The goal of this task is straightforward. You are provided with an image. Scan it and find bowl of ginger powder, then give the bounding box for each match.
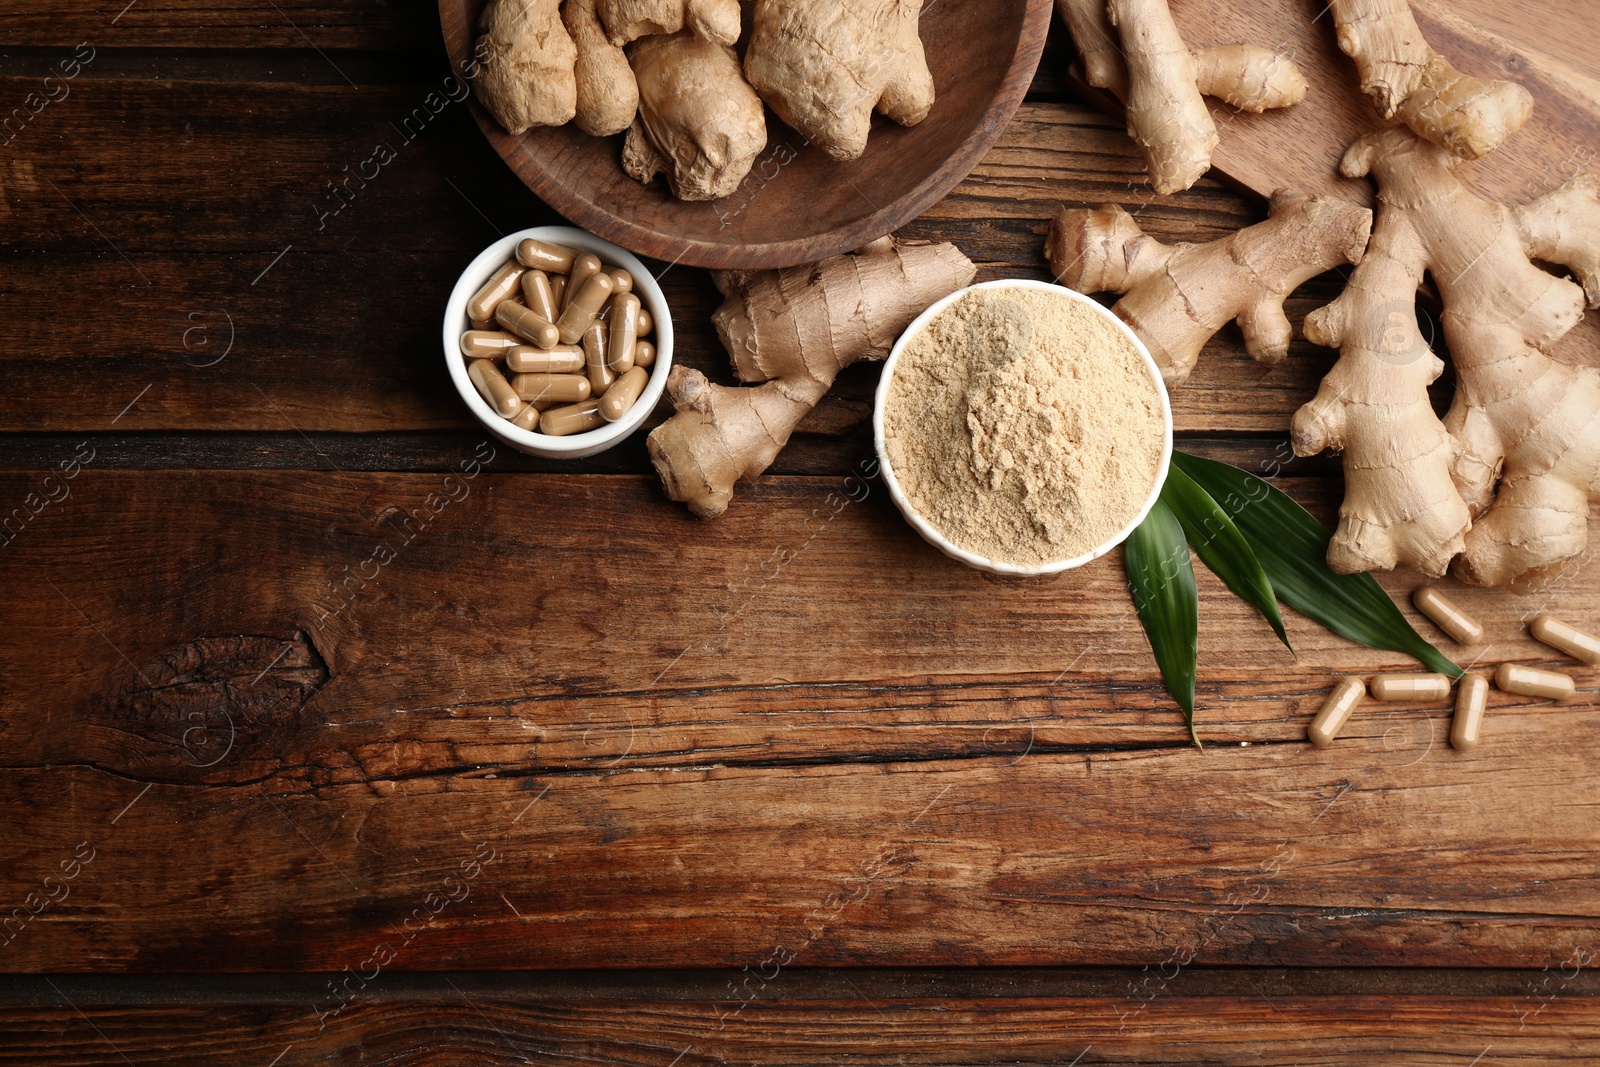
[874,280,1172,575]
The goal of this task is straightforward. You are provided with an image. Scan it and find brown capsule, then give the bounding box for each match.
[636,305,653,337]
[557,271,616,344]
[466,259,525,323]
[567,253,603,300]
[1369,673,1452,702]
[599,366,649,422]
[468,359,522,419]
[1307,677,1364,749]
[1530,614,1600,665]
[521,270,558,323]
[460,330,522,359]
[516,238,577,274]
[583,320,614,394]
[511,403,550,430]
[539,398,605,437]
[1451,674,1489,751]
[633,339,656,369]
[1496,662,1576,701]
[513,373,591,404]
[549,274,567,311]
[607,292,640,373]
[506,344,584,374]
[608,267,633,295]
[469,316,495,333]
[495,301,561,349]
[1412,586,1483,645]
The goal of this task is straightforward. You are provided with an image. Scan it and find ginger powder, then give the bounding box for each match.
[881,285,1167,568]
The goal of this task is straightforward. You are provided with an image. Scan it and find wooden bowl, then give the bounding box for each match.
[438,0,1053,269]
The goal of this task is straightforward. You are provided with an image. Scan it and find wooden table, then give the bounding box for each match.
[3,4,1599,1062]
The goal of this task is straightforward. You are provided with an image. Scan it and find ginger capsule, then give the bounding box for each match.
[1451,673,1489,751]
[633,339,656,369]
[1412,586,1483,645]
[637,306,653,336]
[495,302,561,349]
[511,403,548,431]
[506,344,584,374]
[599,366,649,422]
[521,269,558,323]
[1530,614,1600,665]
[1307,676,1365,749]
[1370,673,1452,701]
[539,398,605,436]
[1496,662,1576,700]
[567,253,603,300]
[583,320,614,394]
[460,330,522,359]
[549,274,567,311]
[607,292,640,373]
[557,270,615,344]
[466,260,525,323]
[468,359,521,419]
[469,316,495,333]
[515,238,577,275]
[609,267,633,295]
[513,373,591,404]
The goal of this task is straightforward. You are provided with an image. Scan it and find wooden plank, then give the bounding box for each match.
[0,989,1597,1064]
[1,471,1597,970]
[0,1,428,50]
[0,65,1349,433]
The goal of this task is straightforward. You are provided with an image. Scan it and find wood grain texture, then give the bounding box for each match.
[436,0,1053,268]
[0,0,431,50]
[1,471,1597,971]
[3,989,1599,1064]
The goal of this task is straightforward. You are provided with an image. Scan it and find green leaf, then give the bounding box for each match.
[1170,451,1462,678]
[1160,464,1291,653]
[1125,498,1201,746]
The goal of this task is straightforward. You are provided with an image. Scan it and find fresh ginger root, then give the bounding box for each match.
[473,0,577,135]
[648,237,976,518]
[622,31,767,202]
[1329,0,1532,160]
[596,0,739,47]
[1299,127,1600,591]
[564,0,638,137]
[1058,0,1308,194]
[1295,216,1471,576]
[1046,189,1371,387]
[744,0,935,162]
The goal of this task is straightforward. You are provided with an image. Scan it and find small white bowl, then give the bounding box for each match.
[872,279,1173,576]
[444,225,674,460]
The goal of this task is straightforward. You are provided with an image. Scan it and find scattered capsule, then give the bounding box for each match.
[609,268,633,295]
[607,292,640,373]
[459,330,522,359]
[1451,673,1489,751]
[583,320,614,394]
[495,301,561,349]
[599,366,649,422]
[1530,614,1600,665]
[468,359,521,418]
[557,270,615,344]
[1370,673,1452,701]
[539,398,605,436]
[516,238,577,274]
[1307,677,1365,749]
[637,305,653,336]
[1496,663,1576,701]
[633,339,656,369]
[1413,586,1483,645]
[466,259,525,323]
[521,269,558,323]
[506,344,584,374]
[513,373,591,404]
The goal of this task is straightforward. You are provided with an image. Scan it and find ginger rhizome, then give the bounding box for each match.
[744,0,935,162]
[564,0,639,137]
[597,0,739,47]
[1328,0,1532,160]
[1298,127,1600,591]
[1057,0,1308,194]
[648,237,976,518]
[622,31,767,202]
[474,0,578,135]
[1046,189,1372,387]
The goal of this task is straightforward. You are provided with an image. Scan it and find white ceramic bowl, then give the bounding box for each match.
[444,225,674,459]
[872,279,1174,576]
